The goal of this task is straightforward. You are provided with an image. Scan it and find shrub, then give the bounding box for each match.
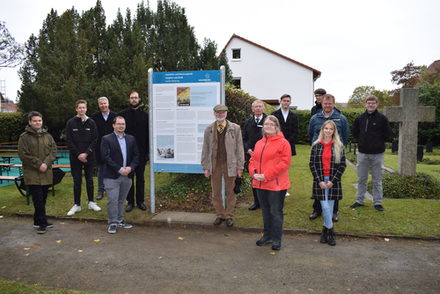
[155,173,252,211]
[383,172,440,199]
[0,112,27,143]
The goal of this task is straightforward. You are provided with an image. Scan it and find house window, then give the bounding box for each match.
[232,48,241,60]
[231,78,241,89]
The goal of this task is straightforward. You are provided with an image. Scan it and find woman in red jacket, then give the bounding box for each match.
[249,115,291,250]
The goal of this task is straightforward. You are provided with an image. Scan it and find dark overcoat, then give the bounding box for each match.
[271,108,298,155]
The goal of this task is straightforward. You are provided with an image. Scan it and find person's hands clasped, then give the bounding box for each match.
[253,173,265,182]
[319,181,333,189]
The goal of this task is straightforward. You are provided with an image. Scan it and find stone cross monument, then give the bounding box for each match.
[384,88,436,176]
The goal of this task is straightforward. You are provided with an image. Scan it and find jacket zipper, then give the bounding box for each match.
[258,137,268,189]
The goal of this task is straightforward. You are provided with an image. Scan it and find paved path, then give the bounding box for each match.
[0,216,439,294]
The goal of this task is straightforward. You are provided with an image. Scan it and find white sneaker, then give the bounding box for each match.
[88,201,101,212]
[286,191,291,197]
[67,204,81,216]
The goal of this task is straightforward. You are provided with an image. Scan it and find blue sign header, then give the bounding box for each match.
[153,70,220,84]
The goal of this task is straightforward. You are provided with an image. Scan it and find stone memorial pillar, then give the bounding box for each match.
[384,88,436,176]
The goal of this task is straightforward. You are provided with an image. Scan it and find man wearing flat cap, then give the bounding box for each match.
[201,104,245,227]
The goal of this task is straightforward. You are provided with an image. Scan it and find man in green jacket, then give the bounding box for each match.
[18,111,57,234]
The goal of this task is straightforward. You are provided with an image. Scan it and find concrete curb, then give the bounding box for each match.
[11,212,440,242]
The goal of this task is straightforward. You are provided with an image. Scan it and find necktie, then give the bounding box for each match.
[218,124,224,133]
[255,118,260,124]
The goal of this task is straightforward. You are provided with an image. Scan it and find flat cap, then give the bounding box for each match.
[213,104,228,112]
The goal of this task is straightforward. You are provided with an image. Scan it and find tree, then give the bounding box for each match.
[348,86,376,107]
[0,21,23,68]
[17,0,231,140]
[391,62,423,88]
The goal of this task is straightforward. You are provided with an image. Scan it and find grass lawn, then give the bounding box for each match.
[0,145,439,238]
[0,277,98,294]
[383,148,440,180]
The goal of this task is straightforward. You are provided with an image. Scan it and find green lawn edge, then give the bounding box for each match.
[1,145,439,238]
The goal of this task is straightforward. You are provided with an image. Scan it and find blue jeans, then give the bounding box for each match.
[104,176,132,225]
[256,189,286,242]
[320,176,335,229]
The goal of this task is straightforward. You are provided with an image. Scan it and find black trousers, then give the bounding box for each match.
[70,156,94,205]
[257,189,286,242]
[252,188,260,206]
[29,185,50,227]
[127,158,146,206]
[313,198,339,214]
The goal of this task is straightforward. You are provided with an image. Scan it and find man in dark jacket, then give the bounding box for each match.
[66,100,101,216]
[351,95,390,211]
[271,94,299,156]
[243,100,267,210]
[119,91,149,212]
[101,116,139,234]
[91,97,117,200]
[18,111,57,234]
[311,88,326,116]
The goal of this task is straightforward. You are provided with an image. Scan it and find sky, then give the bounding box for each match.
[0,0,439,104]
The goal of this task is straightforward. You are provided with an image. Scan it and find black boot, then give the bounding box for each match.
[320,226,328,243]
[327,228,336,246]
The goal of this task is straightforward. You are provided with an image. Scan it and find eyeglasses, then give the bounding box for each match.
[263,123,276,126]
[366,102,377,105]
[130,96,139,99]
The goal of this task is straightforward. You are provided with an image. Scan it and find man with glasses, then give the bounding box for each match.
[351,95,390,211]
[101,116,139,234]
[243,100,267,210]
[119,91,149,212]
[311,88,326,116]
[201,104,244,227]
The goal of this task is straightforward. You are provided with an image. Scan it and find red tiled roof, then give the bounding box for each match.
[222,34,321,81]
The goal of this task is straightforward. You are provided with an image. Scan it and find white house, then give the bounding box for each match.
[222,34,321,110]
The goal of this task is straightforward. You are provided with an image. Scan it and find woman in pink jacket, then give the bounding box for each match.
[249,115,292,250]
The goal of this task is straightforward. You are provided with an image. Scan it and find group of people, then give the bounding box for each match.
[18,88,390,250]
[202,89,390,250]
[18,91,149,234]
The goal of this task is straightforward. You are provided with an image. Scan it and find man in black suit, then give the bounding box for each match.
[101,116,139,234]
[119,91,149,212]
[91,97,117,201]
[272,94,299,156]
[243,100,267,210]
[271,94,298,197]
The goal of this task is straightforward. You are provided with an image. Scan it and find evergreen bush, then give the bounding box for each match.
[383,172,440,199]
[0,112,27,143]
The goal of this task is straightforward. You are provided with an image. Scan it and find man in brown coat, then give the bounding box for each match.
[18,111,57,234]
[201,104,244,227]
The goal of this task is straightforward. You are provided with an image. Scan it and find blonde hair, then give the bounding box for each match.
[262,115,280,135]
[312,120,343,163]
